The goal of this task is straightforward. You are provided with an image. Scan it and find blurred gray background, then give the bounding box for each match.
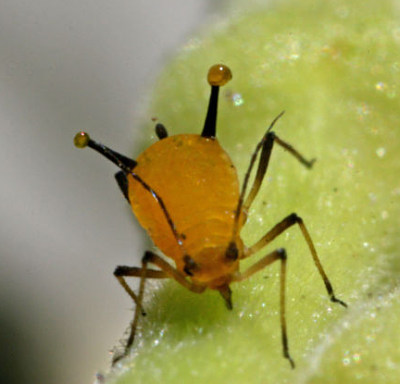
[0,1,227,383]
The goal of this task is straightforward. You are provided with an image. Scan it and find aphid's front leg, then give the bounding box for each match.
[112,253,160,364]
[139,251,206,293]
[114,265,167,309]
[243,213,347,307]
[113,251,205,365]
[233,248,295,368]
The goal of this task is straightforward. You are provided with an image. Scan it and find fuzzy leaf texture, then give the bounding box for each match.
[107,0,400,383]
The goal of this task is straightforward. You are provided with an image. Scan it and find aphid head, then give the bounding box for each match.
[182,241,241,290]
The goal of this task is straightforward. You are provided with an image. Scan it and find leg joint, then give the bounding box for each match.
[266,131,276,140]
[142,251,153,263]
[277,248,287,260]
[288,212,301,223]
[114,265,128,277]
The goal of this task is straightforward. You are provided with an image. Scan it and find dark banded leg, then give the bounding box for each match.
[244,213,347,308]
[233,248,295,368]
[243,132,315,213]
[114,265,167,310]
[112,251,205,365]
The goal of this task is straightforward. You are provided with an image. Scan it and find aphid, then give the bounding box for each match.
[74,64,347,368]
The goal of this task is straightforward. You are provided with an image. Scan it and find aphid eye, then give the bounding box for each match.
[207,64,232,86]
[74,131,90,148]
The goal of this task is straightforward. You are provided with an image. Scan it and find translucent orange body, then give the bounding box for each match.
[128,134,243,288]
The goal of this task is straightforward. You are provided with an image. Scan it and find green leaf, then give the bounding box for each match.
[108,0,400,382]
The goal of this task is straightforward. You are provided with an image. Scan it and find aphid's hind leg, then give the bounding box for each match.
[155,123,168,139]
[243,117,315,213]
[112,251,205,365]
[233,248,295,368]
[243,213,347,307]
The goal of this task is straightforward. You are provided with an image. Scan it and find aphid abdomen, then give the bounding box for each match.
[128,134,240,263]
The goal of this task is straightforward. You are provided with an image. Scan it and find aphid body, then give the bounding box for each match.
[74,64,346,367]
[131,133,243,288]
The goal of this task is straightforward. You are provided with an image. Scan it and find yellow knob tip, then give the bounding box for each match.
[74,132,90,148]
[207,64,232,86]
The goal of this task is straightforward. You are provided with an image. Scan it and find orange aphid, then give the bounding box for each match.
[74,64,346,368]
[130,134,243,287]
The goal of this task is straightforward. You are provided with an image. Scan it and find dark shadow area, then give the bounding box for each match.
[0,305,56,384]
